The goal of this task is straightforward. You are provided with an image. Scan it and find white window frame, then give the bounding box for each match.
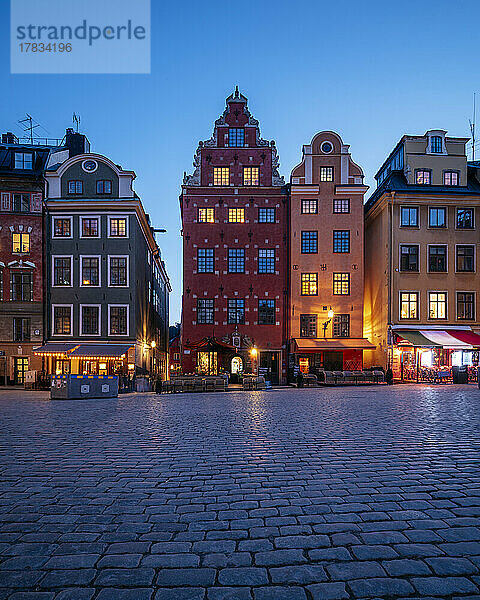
[107,215,129,238]
[456,291,476,321]
[79,215,101,239]
[80,255,102,288]
[455,207,475,230]
[108,304,130,336]
[52,215,73,239]
[428,206,448,229]
[428,291,448,320]
[51,304,73,336]
[455,244,476,274]
[399,205,420,228]
[398,290,420,321]
[79,304,101,336]
[426,244,448,274]
[51,255,73,287]
[14,152,33,169]
[398,243,420,272]
[107,255,129,287]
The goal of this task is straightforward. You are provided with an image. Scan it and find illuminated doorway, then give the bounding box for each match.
[197,351,218,375]
[231,356,243,374]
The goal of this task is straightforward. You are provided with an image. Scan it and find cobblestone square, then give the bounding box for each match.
[1,386,480,599]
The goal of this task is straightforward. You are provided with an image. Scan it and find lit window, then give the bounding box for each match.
[456,245,475,272]
[400,245,419,272]
[81,305,100,335]
[333,314,350,338]
[301,231,318,254]
[429,292,447,319]
[400,206,418,227]
[333,199,349,213]
[428,246,447,272]
[259,208,275,223]
[444,171,459,186]
[14,153,33,169]
[68,180,83,194]
[430,136,443,153]
[258,300,275,324]
[320,167,333,182]
[198,208,215,223]
[81,218,99,237]
[457,292,475,320]
[333,230,350,253]
[53,218,71,237]
[301,273,318,295]
[258,249,275,274]
[333,273,350,295]
[228,208,245,223]
[109,257,128,286]
[81,257,99,286]
[416,170,431,184]
[110,306,128,335]
[228,128,245,147]
[197,248,214,273]
[13,194,30,212]
[53,257,72,286]
[301,199,318,214]
[213,167,229,186]
[109,218,127,237]
[197,299,214,324]
[228,248,245,273]
[456,208,474,229]
[227,299,245,324]
[53,306,71,335]
[12,233,30,253]
[429,207,446,228]
[400,292,419,319]
[243,167,259,186]
[300,315,317,337]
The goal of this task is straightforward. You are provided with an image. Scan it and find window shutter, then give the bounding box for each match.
[31,193,42,212]
[1,192,10,211]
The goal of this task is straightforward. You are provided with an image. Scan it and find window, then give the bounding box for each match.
[228,248,245,273]
[400,206,418,227]
[400,292,419,319]
[14,153,33,169]
[428,245,447,272]
[301,199,318,214]
[213,167,229,186]
[109,306,128,335]
[12,194,30,212]
[12,233,29,254]
[81,257,100,286]
[416,170,431,185]
[333,314,350,338]
[81,305,100,335]
[109,257,128,286]
[228,128,245,147]
[258,299,275,324]
[53,218,71,237]
[68,180,83,194]
[456,245,475,272]
[96,180,112,194]
[444,171,459,186]
[333,199,350,213]
[258,208,275,223]
[457,292,475,320]
[243,167,259,186]
[456,208,474,229]
[429,292,447,319]
[53,257,72,286]
[430,136,443,153]
[400,245,419,272]
[429,207,446,228]
[258,249,275,273]
[301,273,318,295]
[109,217,127,237]
[333,273,350,295]
[81,218,99,237]
[197,248,214,273]
[320,167,334,182]
[300,315,317,338]
[13,318,30,342]
[53,306,72,335]
[301,231,318,254]
[10,273,32,301]
[197,299,214,324]
[198,208,215,223]
[228,299,245,324]
[333,230,350,253]
[228,208,245,223]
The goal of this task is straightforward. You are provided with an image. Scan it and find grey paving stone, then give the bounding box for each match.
[218,567,268,586]
[350,544,398,560]
[39,569,95,587]
[253,587,307,599]
[207,588,252,600]
[97,553,142,567]
[254,549,306,566]
[142,552,200,567]
[54,590,95,600]
[8,594,55,600]
[426,556,478,575]
[155,589,205,600]
[156,568,216,586]
[96,590,154,600]
[94,568,155,586]
[307,582,349,600]
[326,560,385,580]
[347,577,415,597]
[382,558,431,576]
[43,553,99,568]
[411,576,479,595]
[269,564,327,584]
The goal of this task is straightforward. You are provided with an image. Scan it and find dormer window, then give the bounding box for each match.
[228,128,245,147]
[444,170,459,186]
[68,180,83,194]
[430,136,443,153]
[14,152,33,169]
[415,169,431,185]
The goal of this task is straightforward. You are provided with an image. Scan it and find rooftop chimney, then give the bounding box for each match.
[65,128,90,157]
[2,132,19,144]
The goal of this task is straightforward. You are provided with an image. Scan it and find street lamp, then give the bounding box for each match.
[323,308,334,338]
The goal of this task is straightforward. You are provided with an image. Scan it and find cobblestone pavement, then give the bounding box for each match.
[0,385,480,599]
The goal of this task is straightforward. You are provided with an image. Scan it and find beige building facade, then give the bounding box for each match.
[364,130,480,380]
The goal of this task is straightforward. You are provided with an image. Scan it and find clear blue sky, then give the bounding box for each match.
[2,0,478,322]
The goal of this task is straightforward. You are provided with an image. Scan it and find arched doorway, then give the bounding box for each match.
[231,356,243,375]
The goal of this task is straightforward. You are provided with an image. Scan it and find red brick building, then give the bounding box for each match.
[180,88,288,383]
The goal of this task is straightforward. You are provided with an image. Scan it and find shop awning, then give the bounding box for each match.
[394,328,480,349]
[68,344,133,359]
[187,337,236,351]
[294,338,376,351]
[33,343,79,355]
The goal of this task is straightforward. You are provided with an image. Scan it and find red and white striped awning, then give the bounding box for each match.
[394,328,480,349]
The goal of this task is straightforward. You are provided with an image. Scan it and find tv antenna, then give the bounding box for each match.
[18,114,42,144]
[73,112,81,132]
[469,93,476,161]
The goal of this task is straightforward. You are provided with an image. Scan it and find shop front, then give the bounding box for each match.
[390,328,480,383]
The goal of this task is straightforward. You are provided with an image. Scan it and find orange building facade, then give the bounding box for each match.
[288,131,374,377]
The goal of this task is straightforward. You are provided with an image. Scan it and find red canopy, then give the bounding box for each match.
[446,330,480,347]
[186,337,236,350]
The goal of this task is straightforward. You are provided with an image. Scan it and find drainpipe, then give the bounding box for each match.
[388,191,395,368]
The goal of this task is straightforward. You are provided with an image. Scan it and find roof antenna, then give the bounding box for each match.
[234,85,239,98]
[18,114,42,144]
[469,92,476,161]
[73,112,81,133]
